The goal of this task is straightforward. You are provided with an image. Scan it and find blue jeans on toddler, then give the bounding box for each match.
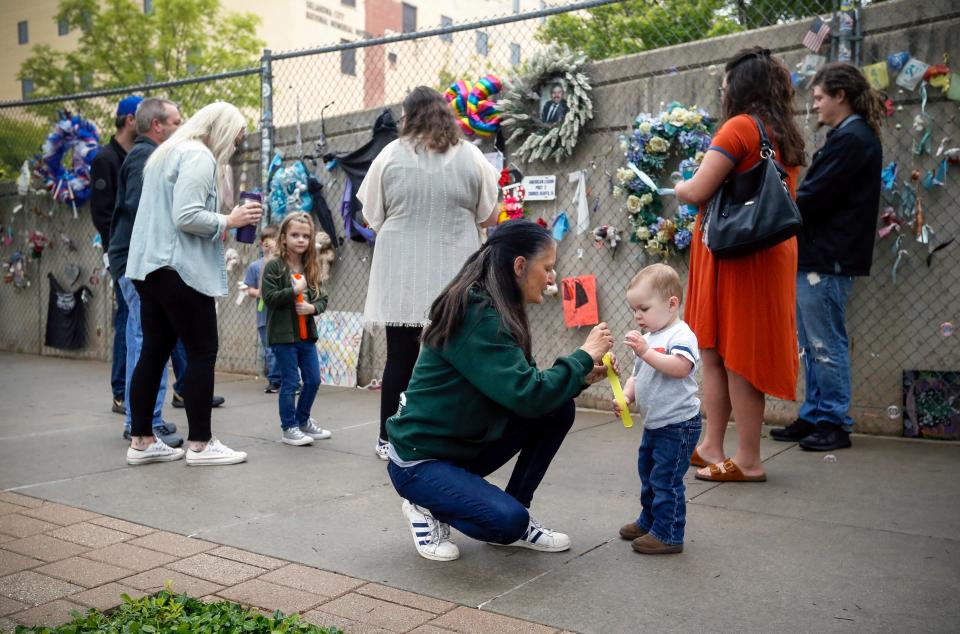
[634,413,702,546]
[387,399,576,545]
[272,340,320,430]
[258,325,282,386]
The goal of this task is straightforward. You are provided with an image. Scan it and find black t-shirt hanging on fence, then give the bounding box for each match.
[44,273,92,350]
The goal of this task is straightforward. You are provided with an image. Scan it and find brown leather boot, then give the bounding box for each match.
[619,522,648,540]
[632,533,683,554]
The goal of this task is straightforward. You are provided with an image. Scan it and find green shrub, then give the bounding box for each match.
[16,590,342,634]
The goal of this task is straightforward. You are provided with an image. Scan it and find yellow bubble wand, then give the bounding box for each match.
[603,352,633,428]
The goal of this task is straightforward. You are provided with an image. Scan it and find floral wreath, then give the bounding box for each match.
[33,112,100,210]
[615,102,715,257]
[498,47,593,164]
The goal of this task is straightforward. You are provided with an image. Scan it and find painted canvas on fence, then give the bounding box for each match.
[315,311,364,388]
[902,370,960,440]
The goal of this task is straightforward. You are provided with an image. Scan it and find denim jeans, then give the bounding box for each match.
[111,278,128,399]
[258,325,281,386]
[119,276,167,430]
[634,413,701,546]
[170,340,187,397]
[387,399,576,545]
[272,340,320,430]
[796,272,854,432]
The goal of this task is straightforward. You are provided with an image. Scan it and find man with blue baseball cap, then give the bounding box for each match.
[91,95,142,417]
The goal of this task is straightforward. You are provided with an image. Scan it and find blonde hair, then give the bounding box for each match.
[628,263,684,304]
[277,213,322,296]
[144,101,246,199]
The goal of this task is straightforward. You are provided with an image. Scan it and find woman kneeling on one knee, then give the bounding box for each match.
[385,220,614,561]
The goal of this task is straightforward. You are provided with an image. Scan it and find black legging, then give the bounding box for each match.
[130,268,217,441]
[379,325,423,442]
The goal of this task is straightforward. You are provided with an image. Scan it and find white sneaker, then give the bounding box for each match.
[186,438,248,466]
[299,418,332,440]
[494,516,571,552]
[375,438,389,461]
[126,438,185,466]
[401,500,459,561]
[282,427,314,446]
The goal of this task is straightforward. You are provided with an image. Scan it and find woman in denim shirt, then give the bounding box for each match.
[124,102,262,467]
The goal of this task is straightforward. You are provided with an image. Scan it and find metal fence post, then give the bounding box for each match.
[260,48,274,223]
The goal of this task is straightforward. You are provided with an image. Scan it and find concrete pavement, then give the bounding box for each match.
[1,351,958,633]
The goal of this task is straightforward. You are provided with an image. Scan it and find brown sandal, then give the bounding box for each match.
[694,459,766,482]
[690,447,711,468]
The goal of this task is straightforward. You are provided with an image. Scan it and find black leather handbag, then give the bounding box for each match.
[701,116,802,258]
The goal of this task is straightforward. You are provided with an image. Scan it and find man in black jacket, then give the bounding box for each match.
[91,95,141,415]
[770,63,883,451]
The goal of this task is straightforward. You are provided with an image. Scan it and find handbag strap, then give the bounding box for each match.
[749,115,775,159]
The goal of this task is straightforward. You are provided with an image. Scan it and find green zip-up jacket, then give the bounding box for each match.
[261,257,328,345]
[386,289,594,463]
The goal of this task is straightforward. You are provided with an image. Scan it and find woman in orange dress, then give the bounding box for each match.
[675,47,805,482]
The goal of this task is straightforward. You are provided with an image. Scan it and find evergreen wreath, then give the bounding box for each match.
[614,102,715,257]
[499,47,593,164]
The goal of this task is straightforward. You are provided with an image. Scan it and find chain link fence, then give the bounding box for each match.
[1,0,957,436]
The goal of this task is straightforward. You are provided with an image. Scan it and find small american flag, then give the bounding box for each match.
[802,17,831,53]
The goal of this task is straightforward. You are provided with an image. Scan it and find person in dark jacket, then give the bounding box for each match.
[385,221,614,561]
[770,63,884,452]
[92,95,141,415]
[109,98,185,448]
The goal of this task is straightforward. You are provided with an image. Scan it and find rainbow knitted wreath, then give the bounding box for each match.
[34,112,100,208]
[444,75,502,137]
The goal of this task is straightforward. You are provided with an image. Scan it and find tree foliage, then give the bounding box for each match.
[536,0,832,61]
[17,0,264,125]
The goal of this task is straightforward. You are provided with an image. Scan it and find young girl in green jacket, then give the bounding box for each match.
[261,212,332,447]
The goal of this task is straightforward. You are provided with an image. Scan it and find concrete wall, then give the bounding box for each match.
[1,0,957,435]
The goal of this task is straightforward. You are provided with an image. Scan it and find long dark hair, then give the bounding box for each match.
[400,86,462,153]
[811,62,885,138]
[723,47,806,167]
[422,220,553,358]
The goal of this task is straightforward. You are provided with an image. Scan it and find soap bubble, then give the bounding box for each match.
[886,405,901,419]
[669,171,684,184]
[707,64,719,76]
[823,454,837,463]
[941,322,954,337]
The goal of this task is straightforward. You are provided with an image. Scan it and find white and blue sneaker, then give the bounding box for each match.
[493,516,571,552]
[299,418,332,440]
[401,500,459,561]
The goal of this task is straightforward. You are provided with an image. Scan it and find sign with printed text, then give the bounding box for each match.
[862,61,889,90]
[895,58,929,91]
[522,175,556,201]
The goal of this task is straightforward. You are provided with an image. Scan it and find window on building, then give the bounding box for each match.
[476,31,488,56]
[143,0,153,14]
[17,21,28,45]
[341,0,356,6]
[439,15,452,43]
[58,19,69,36]
[340,40,356,76]
[510,42,521,66]
[402,3,417,33]
[21,79,34,99]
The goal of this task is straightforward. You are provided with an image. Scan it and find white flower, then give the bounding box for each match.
[612,185,624,198]
[647,136,669,153]
[635,226,651,240]
[638,122,652,134]
[639,193,653,206]
[626,195,641,212]
[616,168,634,184]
